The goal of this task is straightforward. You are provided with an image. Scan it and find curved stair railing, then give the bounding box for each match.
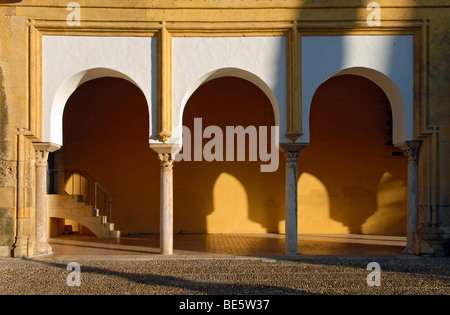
[48,169,113,223]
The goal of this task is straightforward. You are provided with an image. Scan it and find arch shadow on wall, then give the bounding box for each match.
[175,73,285,236]
[298,73,408,235]
[174,67,409,237]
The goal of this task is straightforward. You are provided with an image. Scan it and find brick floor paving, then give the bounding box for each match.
[46,233,406,258]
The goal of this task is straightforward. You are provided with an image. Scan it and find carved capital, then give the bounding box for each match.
[280,142,308,167]
[403,147,420,164]
[285,150,300,167]
[35,150,49,168]
[32,143,60,168]
[159,153,175,169]
[396,141,421,164]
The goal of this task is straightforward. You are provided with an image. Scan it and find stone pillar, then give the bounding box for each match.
[151,143,180,255]
[33,143,60,256]
[281,143,308,255]
[159,153,175,255]
[398,141,421,254]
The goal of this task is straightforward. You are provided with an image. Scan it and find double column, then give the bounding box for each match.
[281,143,308,255]
[33,143,60,256]
[397,141,421,254]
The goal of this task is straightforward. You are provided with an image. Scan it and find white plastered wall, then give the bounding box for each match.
[42,36,157,146]
[301,35,414,145]
[170,36,288,145]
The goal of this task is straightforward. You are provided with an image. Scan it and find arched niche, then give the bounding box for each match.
[173,67,281,146]
[326,67,408,146]
[300,35,414,146]
[42,35,156,145]
[48,68,150,146]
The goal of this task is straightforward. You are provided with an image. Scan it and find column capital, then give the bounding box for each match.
[285,150,300,166]
[35,150,49,167]
[33,143,61,167]
[158,153,175,169]
[396,140,421,164]
[281,143,308,166]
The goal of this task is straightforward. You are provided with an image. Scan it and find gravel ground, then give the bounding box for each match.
[0,256,449,296]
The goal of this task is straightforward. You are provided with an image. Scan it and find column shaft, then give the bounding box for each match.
[281,143,307,256]
[159,153,174,255]
[285,150,299,255]
[404,145,420,253]
[34,150,52,255]
[32,143,60,257]
[397,140,421,254]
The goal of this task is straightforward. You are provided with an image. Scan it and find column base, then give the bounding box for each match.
[34,241,53,256]
[285,234,298,255]
[413,226,450,257]
[12,235,29,258]
[160,248,173,256]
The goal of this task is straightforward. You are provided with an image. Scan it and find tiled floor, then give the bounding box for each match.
[47,233,407,258]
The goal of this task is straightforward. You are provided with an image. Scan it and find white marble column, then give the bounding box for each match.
[33,143,60,256]
[159,153,175,255]
[151,144,180,256]
[398,141,421,254]
[281,143,308,255]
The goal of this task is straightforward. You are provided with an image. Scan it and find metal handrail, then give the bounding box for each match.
[48,169,113,222]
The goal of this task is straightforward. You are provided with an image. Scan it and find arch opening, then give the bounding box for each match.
[313,67,410,146]
[48,68,151,146]
[175,76,285,235]
[173,68,281,145]
[298,74,408,236]
[57,77,160,236]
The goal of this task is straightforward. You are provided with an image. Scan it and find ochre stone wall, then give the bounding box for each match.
[0,0,448,256]
[62,76,407,235]
[0,9,36,257]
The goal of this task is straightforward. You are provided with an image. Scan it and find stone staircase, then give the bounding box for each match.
[48,194,121,239]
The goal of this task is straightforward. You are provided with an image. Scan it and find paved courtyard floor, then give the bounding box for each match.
[1,234,449,296]
[45,233,407,258]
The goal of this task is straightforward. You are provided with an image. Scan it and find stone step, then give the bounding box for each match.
[47,194,121,239]
[109,230,121,238]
